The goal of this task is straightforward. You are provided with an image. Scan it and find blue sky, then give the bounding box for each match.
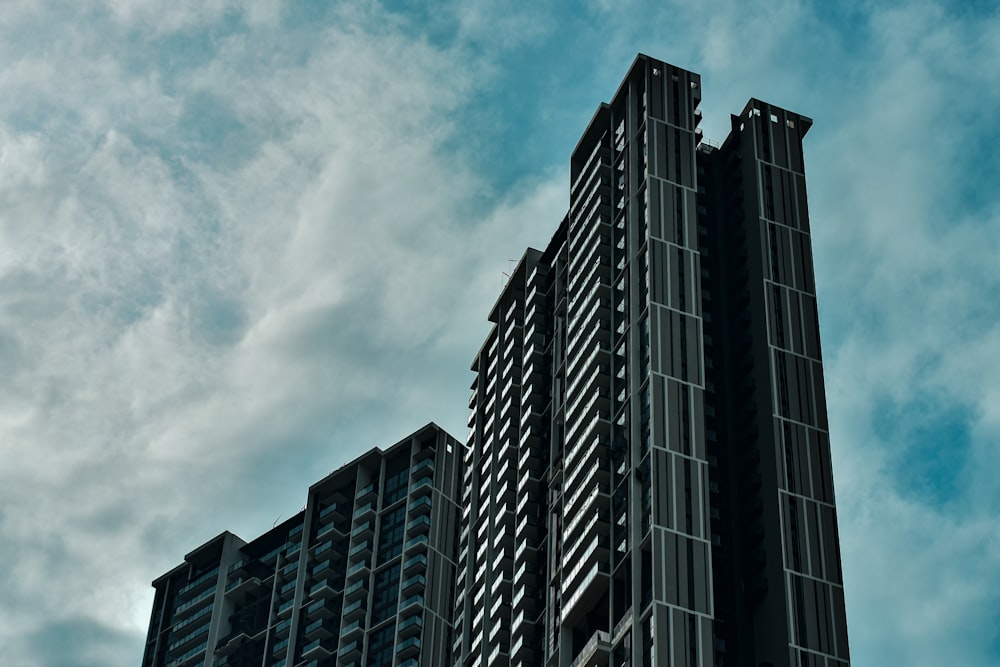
[1,1,999,665]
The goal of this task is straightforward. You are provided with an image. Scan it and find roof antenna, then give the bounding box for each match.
[501,259,517,287]
[272,514,282,528]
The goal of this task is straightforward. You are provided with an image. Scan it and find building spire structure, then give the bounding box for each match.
[452,54,849,667]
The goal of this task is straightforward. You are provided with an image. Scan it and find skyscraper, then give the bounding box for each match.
[141,424,461,667]
[143,52,849,667]
[452,54,849,667]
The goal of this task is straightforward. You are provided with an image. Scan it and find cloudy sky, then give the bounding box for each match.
[1,0,999,665]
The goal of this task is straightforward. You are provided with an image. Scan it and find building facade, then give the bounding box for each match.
[141,424,461,667]
[452,55,849,667]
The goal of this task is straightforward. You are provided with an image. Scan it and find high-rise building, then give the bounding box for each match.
[143,52,849,667]
[141,424,461,667]
[452,54,849,667]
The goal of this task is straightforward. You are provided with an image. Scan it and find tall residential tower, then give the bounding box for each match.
[143,53,849,667]
[452,54,849,667]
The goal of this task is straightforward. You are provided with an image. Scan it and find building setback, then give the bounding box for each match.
[452,54,849,667]
[141,424,461,667]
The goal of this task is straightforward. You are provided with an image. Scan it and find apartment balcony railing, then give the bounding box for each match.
[303,618,334,641]
[343,579,366,602]
[301,638,334,660]
[396,637,421,659]
[569,630,612,667]
[177,567,219,600]
[305,597,338,620]
[342,597,365,622]
[397,614,423,638]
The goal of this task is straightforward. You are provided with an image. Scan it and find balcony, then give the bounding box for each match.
[345,559,369,581]
[397,614,423,638]
[395,637,421,659]
[513,536,539,563]
[512,560,539,587]
[515,488,542,517]
[569,630,612,667]
[226,559,250,577]
[612,606,634,643]
[278,578,298,597]
[313,539,338,558]
[165,641,208,667]
[568,287,612,340]
[511,582,540,614]
[400,573,425,595]
[488,597,511,626]
[567,229,612,281]
[315,521,344,541]
[564,342,610,397]
[337,639,362,661]
[177,568,219,600]
[515,468,544,496]
[402,553,427,575]
[275,597,295,618]
[318,502,346,522]
[273,616,293,638]
[405,515,431,536]
[303,618,334,641]
[491,523,514,554]
[407,495,432,517]
[488,618,509,647]
[411,457,435,476]
[167,621,210,654]
[411,475,434,496]
[224,576,262,603]
[269,637,289,657]
[565,433,611,485]
[339,619,364,641]
[496,476,516,505]
[517,429,544,460]
[347,540,371,560]
[342,598,365,622]
[354,482,377,502]
[564,496,610,546]
[352,502,375,521]
[486,641,509,667]
[349,521,373,540]
[398,594,424,614]
[305,598,338,620]
[404,534,429,552]
[515,513,543,541]
[564,469,610,520]
[519,405,544,431]
[560,555,610,625]
[301,638,334,660]
[343,579,366,601]
[173,587,214,619]
[311,559,333,577]
[510,633,539,664]
[308,578,341,600]
[214,629,249,655]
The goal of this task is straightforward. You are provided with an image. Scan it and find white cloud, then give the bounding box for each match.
[2,1,1000,665]
[804,3,1000,663]
[0,4,572,664]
